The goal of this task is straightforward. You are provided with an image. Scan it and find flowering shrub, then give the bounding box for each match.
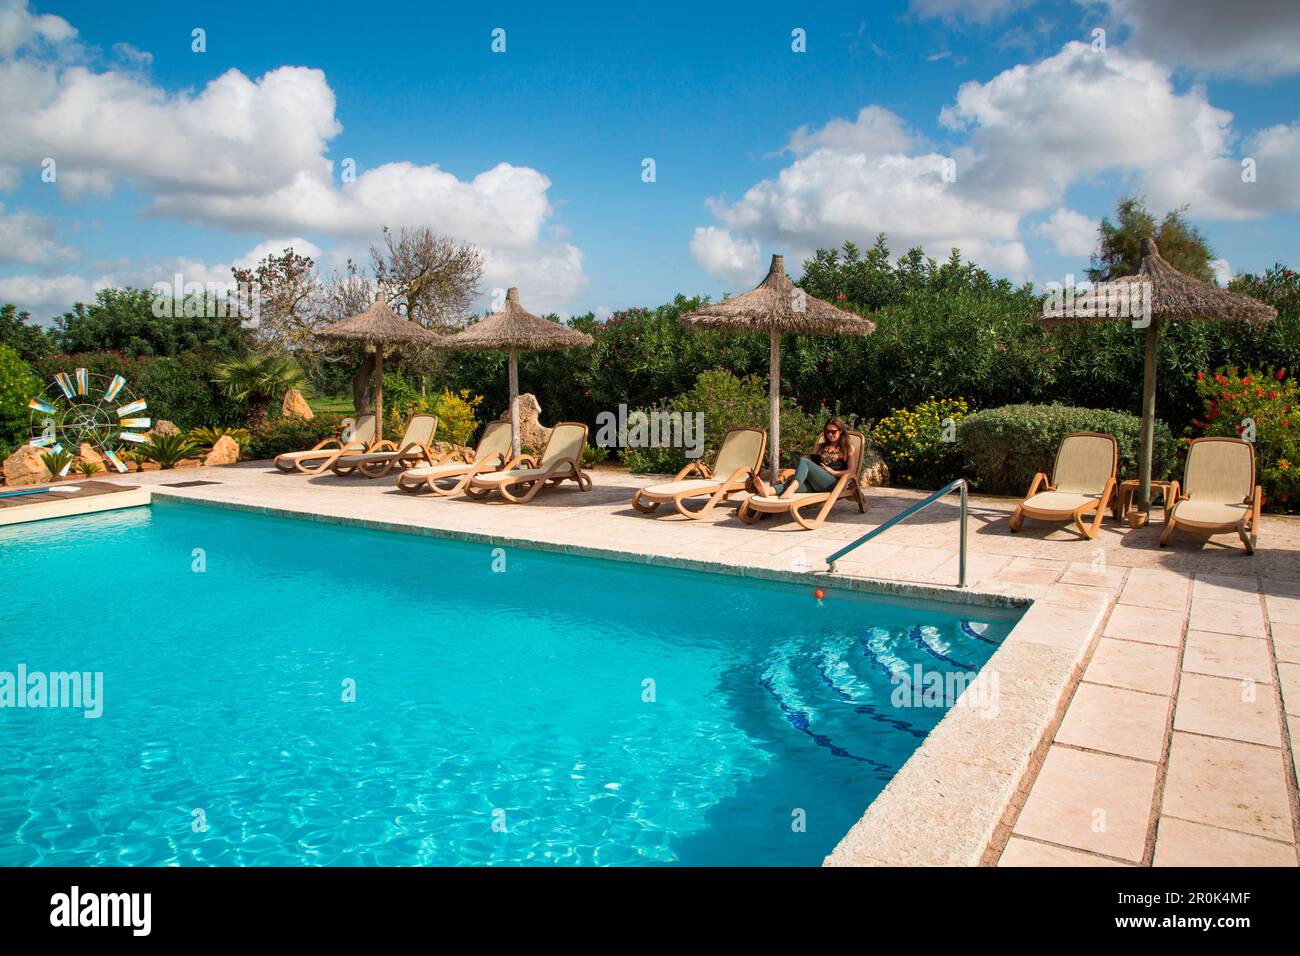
[1191,367,1300,511]
[873,397,971,489]
[0,344,40,457]
[430,388,482,447]
[246,414,345,460]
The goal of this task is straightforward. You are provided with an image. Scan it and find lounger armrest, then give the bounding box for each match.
[719,465,753,487]
[310,437,345,451]
[1024,472,1049,497]
[503,453,537,470]
[778,467,796,481]
[1250,485,1262,524]
[673,460,710,481]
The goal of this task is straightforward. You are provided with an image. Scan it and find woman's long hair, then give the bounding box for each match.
[815,416,852,463]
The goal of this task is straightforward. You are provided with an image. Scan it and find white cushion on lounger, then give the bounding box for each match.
[747,492,822,505]
[642,479,721,496]
[1022,491,1099,512]
[473,468,548,484]
[403,462,472,479]
[1173,500,1249,526]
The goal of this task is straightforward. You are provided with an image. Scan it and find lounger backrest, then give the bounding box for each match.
[475,420,513,461]
[540,422,587,465]
[345,413,377,445]
[846,430,866,473]
[399,413,438,447]
[712,428,766,477]
[1052,432,1116,495]
[1184,437,1254,503]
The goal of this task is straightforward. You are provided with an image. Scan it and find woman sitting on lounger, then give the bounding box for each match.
[752,417,858,499]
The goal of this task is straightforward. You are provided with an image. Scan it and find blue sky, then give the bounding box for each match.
[2,0,1299,321]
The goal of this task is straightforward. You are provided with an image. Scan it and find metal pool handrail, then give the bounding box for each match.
[825,478,969,586]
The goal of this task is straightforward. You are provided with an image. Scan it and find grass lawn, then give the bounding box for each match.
[307,393,355,417]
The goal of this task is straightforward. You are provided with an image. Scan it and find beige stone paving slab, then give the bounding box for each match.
[1103,603,1185,647]
[1010,602,1107,653]
[1278,662,1300,718]
[1173,673,1282,747]
[1183,630,1275,684]
[991,556,1066,586]
[1192,573,1262,606]
[1152,817,1297,867]
[1060,562,1127,590]
[1118,567,1191,611]
[1264,592,1300,626]
[1055,683,1170,762]
[1011,746,1158,863]
[1272,622,1300,664]
[1084,638,1180,696]
[1188,598,1268,638]
[998,837,1130,867]
[1162,732,1294,842]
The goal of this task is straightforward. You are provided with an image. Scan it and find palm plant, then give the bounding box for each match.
[188,426,252,454]
[75,459,102,477]
[138,432,203,469]
[39,449,74,480]
[212,354,306,431]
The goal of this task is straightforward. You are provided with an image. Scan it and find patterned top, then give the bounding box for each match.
[813,442,849,472]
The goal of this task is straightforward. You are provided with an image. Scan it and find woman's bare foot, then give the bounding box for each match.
[779,480,800,500]
[752,475,774,497]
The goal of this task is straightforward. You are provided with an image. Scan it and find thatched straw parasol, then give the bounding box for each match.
[440,287,593,457]
[1036,238,1276,519]
[314,292,444,442]
[681,254,877,483]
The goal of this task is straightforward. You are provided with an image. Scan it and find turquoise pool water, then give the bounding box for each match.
[0,500,1018,866]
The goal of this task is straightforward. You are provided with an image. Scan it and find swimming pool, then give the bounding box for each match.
[0,499,1019,866]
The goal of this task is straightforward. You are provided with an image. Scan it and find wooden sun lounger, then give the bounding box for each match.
[322,413,439,478]
[736,430,868,530]
[1009,431,1118,540]
[631,426,766,519]
[273,413,377,473]
[1160,436,1261,554]
[465,422,593,503]
[395,420,513,496]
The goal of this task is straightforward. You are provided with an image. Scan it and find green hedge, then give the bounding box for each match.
[246,415,344,460]
[0,344,41,457]
[959,404,1177,496]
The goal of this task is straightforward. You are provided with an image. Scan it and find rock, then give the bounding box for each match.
[151,420,180,436]
[429,441,473,462]
[282,388,314,419]
[859,442,890,487]
[2,444,50,486]
[497,393,550,452]
[204,435,240,466]
[79,443,103,465]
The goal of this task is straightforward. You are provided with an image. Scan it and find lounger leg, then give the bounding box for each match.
[1009,506,1024,532]
[1238,524,1256,555]
[737,501,760,525]
[1159,517,1177,547]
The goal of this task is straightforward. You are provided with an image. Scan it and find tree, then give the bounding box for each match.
[0,303,54,362]
[53,288,246,356]
[1088,196,1216,283]
[370,226,482,330]
[212,354,306,431]
[230,247,322,354]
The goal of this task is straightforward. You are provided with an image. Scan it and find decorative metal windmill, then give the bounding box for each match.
[28,368,149,475]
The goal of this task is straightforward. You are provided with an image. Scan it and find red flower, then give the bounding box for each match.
[1196,371,1206,381]
[1277,368,1287,381]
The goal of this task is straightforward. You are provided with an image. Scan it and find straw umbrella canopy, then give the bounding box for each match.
[681,253,878,483]
[439,287,594,458]
[1036,238,1276,517]
[314,292,445,442]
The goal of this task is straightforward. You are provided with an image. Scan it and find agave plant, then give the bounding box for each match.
[212,355,305,431]
[39,449,74,480]
[75,458,103,477]
[138,432,204,469]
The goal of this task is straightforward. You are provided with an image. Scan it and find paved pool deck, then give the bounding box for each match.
[72,461,1300,867]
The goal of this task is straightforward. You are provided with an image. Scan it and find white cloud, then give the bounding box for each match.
[0,272,105,316]
[1035,208,1097,257]
[0,1,586,310]
[0,0,73,58]
[694,41,1300,285]
[689,226,761,284]
[0,203,75,264]
[1092,0,1300,79]
[787,106,916,157]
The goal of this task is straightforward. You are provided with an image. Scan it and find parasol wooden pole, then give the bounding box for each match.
[1137,319,1159,518]
[769,328,781,485]
[508,346,520,459]
[374,343,384,443]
